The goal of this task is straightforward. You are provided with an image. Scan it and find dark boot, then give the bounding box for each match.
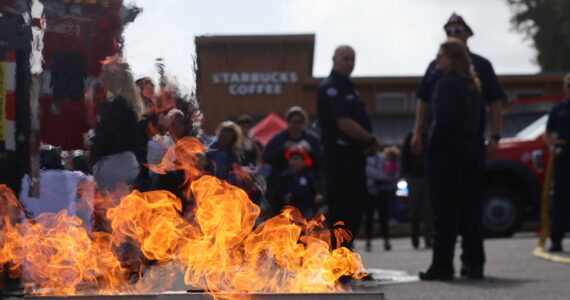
[549,236,563,252]
[412,235,420,249]
[384,239,392,251]
[425,236,433,249]
[419,266,454,281]
[549,242,563,252]
[460,264,484,279]
[460,265,469,277]
[468,265,484,279]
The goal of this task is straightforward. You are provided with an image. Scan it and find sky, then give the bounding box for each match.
[122,0,539,89]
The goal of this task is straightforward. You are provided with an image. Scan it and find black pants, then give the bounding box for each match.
[407,177,433,246]
[324,145,366,249]
[551,151,570,243]
[427,139,485,271]
[365,190,390,242]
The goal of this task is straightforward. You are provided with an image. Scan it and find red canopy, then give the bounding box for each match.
[249,112,286,146]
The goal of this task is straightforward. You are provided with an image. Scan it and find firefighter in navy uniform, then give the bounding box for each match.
[316,45,380,249]
[419,39,486,281]
[411,13,506,279]
[544,73,570,253]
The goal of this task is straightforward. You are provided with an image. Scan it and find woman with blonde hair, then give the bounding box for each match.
[90,56,144,191]
[420,38,486,281]
[205,121,243,184]
[99,56,144,119]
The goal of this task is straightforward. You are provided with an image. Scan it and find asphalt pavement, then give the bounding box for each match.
[352,233,570,300]
[5,232,569,300]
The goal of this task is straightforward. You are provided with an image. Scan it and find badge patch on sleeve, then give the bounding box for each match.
[326,87,338,96]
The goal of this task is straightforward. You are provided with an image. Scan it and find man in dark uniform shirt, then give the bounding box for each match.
[410,13,507,278]
[411,13,505,155]
[316,45,380,249]
[544,73,570,252]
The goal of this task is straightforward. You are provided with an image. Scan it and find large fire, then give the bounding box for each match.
[0,137,364,296]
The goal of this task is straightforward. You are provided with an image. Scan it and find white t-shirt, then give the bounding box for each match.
[147,134,175,165]
[19,170,87,218]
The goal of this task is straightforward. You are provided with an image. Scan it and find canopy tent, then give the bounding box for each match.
[249,112,286,147]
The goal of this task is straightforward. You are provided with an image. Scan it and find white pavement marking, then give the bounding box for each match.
[353,268,419,287]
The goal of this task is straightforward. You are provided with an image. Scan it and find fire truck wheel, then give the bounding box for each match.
[482,187,524,237]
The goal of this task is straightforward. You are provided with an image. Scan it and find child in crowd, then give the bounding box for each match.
[382,146,399,178]
[193,152,208,172]
[277,146,323,219]
[236,114,263,168]
[146,108,187,166]
[365,146,400,252]
[205,121,242,185]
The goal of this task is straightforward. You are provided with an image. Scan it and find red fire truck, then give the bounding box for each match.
[0,0,139,189]
[37,0,139,150]
[483,97,563,236]
[1,0,139,291]
[2,0,139,149]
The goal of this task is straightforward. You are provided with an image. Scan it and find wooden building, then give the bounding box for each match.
[195,34,566,144]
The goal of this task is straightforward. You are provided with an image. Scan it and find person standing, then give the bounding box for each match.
[411,13,506,278]
[316,45,380,249]
[365,148,395,252]
[236,114,263,169]
[133,77,159,192]
[402,132,433,249]
[411,13,505,156]
[419,39,486,281]
[135,77,157,115]
[263,107,321,216]
[89,57,145,278]
[205,121,243,185]
[91,57,143,192]
[277,147,324,220]
[543,73,570,252]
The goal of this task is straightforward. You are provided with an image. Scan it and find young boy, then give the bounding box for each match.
[277,146,323,219]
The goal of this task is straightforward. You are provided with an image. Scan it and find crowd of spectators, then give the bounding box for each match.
[22,55,408,255]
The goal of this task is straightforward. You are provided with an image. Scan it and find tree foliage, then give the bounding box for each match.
[506,0,570,71]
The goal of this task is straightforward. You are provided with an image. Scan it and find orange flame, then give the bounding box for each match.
[0,137,364,295]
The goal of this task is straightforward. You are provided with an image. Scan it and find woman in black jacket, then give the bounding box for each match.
[419,39,486,281]
[91,57,144,192]
[263,106,321,216]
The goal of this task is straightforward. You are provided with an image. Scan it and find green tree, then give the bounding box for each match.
[506,0,570,71]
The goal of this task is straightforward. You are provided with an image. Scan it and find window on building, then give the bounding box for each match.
[375,93,408,112]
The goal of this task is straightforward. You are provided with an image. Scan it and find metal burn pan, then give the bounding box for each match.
[26,291,384,300]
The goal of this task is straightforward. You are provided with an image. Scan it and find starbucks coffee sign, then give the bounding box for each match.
[211,72,298,96]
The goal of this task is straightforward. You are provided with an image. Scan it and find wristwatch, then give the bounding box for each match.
[491,135,501,142]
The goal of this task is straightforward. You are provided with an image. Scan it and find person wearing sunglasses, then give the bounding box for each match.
[412,12,505,158]
[410,12,506,279]
[543,73,570,252]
